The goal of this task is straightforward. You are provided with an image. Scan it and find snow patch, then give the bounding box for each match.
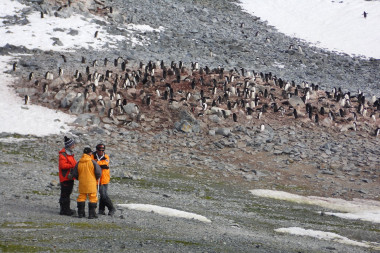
[0,0,162,51]
[275,227,380,249]
[239,0,380,59]
[117,204,212,223]
[0,56,75,136]
[250,189,380,223]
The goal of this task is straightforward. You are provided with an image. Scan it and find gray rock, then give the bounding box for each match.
[61,91,77,108]
[175,120,192,133]
[209,114,221,123]
[122,103,139,116]
[73,114,93,127]
[216,128,231,136]
[69,95,85,114]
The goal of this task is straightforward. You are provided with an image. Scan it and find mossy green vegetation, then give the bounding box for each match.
[164,239,201,246]
[69,222,122,230]
[0,243,49,252]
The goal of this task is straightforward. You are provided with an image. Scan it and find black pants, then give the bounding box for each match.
[59,180,74,203]
[99,184,114,211]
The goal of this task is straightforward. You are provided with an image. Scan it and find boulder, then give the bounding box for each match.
[175,120,192,133]
[69,95,85,114]
[122,103,139,116]
[209,114,221,123]
[61,91,77,108]
[216,128,231,136]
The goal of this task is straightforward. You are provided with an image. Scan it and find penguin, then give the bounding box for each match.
[320,107,325,115]
[163,90,168,100]
[24,95,29,105]
[362,108,367,117]
[43,83,48,93]
[84,88,89,99]
[40,11,44,18]
[260,124,265,132]
[353,122,357,131]
[233,113,237,122]
[329,111,335,121]
[81,56,86,64]
[222,110,227,119]
[108,108,114,117]
[61,54,67,63]
[339,108,345,117]
[134,104,140,115]
[146,96,151,106]
[315,114,319,123]
[293,108,298,119]
[104,58,108,66]
[59,67,63,77]
[98,95,105,107]
[202,102,207,111]
[273,103,278,112]
[12,62,17,71]
[28,72,34,81]
[257,111,262,120]
[94,31,99,38]
[352,112,357,121]
[375,128,380,137]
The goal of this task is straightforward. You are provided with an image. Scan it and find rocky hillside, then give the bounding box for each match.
[0,0,379,252]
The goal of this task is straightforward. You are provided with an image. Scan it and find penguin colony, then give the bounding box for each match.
[16,57,380,136]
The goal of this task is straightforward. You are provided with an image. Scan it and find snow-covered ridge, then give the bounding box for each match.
[0,0,163,51]
[239,0,380,59]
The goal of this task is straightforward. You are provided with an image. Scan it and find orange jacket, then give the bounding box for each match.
[58,148,77,183]
[71,154,101,193]
[91,152,110,185]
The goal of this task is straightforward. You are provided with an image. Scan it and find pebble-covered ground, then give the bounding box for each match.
[0,0,379,252]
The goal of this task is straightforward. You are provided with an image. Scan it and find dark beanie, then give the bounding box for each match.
[64,136,75,149]
[83,147,92,154]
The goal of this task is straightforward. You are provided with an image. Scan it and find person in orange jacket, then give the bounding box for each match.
[58,136,77,216]
[91,143,116,216]
[71,147,102,219]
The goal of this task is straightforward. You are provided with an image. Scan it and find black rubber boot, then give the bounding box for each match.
[59,199,64,215]
[88,203,98,219]
[77,202,85,218]
[98,199,106,215]
[105,198,116,216]
[60,198,75,216]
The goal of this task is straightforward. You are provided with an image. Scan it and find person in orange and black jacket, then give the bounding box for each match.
[58,136,77,216]
[71,147,102,219]
[91,143,116,216]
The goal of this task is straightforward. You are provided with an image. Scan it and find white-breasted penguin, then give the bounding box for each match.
[24,95,29,105]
